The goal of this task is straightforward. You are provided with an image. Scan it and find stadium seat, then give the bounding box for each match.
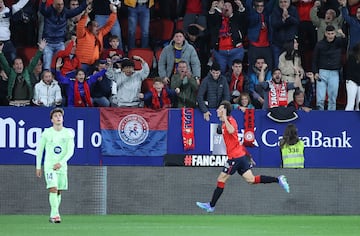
[141,78,154,94]
[127,48,154,70]
[16,47,38,66]
[175,19,184,31]
[150,18,174,47]
[154,47,163,64]
[120,18,142,49]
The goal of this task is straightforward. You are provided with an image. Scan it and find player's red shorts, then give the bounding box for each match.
[222,155,253,175]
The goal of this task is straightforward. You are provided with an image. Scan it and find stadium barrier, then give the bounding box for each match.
[0,107,359,168]
[0,166,359,215]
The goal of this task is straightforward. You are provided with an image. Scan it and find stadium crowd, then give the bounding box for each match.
[0,0,359,111]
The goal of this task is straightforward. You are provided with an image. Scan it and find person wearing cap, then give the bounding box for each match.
[106,55,149,107]
[197,62,230,121]
[310,0,343,42]
[312,24,347,110]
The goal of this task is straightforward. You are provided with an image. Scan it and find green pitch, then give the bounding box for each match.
[1,215,359,236]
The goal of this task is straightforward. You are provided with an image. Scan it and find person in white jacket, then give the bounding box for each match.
[106,56,149,107]
[33,70,62,107]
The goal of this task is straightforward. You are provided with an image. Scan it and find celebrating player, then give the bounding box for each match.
[196,100,290,213]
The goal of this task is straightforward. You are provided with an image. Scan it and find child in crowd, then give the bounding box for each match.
[232,92,254,112]
[101,35,124,60]
[140,77,178,109]
[279,123,305,168]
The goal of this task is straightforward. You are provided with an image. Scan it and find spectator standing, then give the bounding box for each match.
[292,0,317,52]
[141,77,178,109]
[124,0,153,49]
[92,0,123,50]
[278,38,305,103]
[186,24,210,78]
[207,0,247,73]
[197,62,230,121]
[106,56,149,107]
[158,30,201,85]
[270,0,300,68]
[0,39,46,106]
[170,60,198,108]
[65,0,82,41]
[344,42,360,110]
[10,0,38,47]
[310,0,343,42]
[178,0,209,34]
[40,0,90,70]
[246,0,275,73]
[33,69,62,107]
[312,25,347,110]
[0,0,29,64]
[76,3,117,75]
[339,0,360,51]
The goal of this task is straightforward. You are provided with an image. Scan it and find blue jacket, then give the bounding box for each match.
[246,0,275,43]
[40,1,87,43]
[341,6,360,50]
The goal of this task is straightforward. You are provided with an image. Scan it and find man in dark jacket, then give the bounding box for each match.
[312,25,347,110]
[207,0,247,73]
[197,62,230,121]
[40,0,91,70]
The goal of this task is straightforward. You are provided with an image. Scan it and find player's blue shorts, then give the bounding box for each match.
[222,155,253,176]
[44,170,68,190]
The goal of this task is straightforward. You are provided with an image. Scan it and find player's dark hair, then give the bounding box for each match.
[50,108,64,119]
[279,123,299,148]
[220,100,232,116]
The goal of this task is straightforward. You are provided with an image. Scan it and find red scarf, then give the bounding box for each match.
[150,87,171,109]
[74,79,93,107]
[182,107,195,150]
[243,108,255,147]
[268,80,288,108]
[230,73,244,92]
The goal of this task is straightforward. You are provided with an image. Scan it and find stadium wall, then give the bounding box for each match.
[1,166,359,215]
[0,107,359,168]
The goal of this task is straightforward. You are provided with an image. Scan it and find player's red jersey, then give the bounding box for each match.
[222,116,248,159]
